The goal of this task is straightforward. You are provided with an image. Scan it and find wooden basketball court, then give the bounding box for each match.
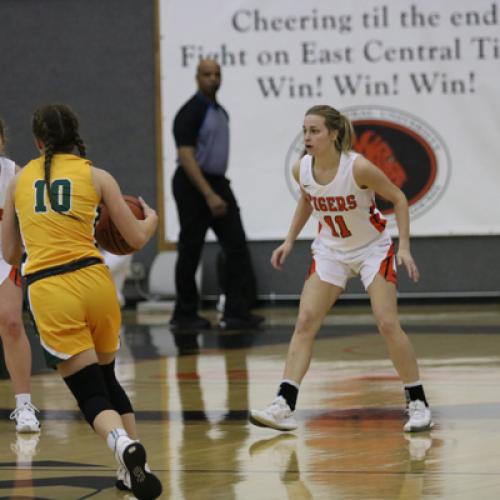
[1,302,499,499]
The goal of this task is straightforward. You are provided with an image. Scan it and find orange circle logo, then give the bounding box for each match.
[285,106,451,223]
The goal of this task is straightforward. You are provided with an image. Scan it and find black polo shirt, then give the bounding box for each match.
[173,92,229,176]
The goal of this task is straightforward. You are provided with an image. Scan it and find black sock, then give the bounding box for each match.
[277,382,298,411]
[405,384,429,407]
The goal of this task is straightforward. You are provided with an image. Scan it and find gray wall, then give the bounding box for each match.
[1,1,498,299]
[0,0,158,268]
[202,236,500,300]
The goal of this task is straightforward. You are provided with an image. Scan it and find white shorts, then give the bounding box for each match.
[310,233,396,290]
[0,256,10,284]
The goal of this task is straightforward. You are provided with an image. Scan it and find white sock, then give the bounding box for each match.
[106,428,132,458]
[280,379,300,389]
[404,380,422,388]
[15,393,31,409]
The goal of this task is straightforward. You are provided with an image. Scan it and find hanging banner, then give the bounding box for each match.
[159,0,500,241]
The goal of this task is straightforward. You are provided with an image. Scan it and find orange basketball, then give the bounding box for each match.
[95,195,145,255]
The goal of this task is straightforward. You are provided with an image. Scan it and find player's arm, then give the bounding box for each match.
[271,161,313,270]
[92,167,158,250]
[353,156,419,281]
[285,161,314,243]
[1,174,23,265]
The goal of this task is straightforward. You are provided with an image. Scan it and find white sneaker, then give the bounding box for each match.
[116,462,153,492]
[116,464,131,491]
[10,402,41,433]
[119,441,162,499]
[249,396,298,431]
[404,400,432,432]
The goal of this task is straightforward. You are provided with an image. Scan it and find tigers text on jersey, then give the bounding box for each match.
[15,154,102,275]
[299,152,387,252]
[0,156,16,251]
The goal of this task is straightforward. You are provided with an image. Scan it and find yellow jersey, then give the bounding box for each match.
[15,153,102,275]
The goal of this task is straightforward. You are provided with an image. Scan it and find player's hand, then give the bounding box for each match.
[138,196,158,221]
[397,248,420,282]
[206,192,228,218]
[271,241,293,270]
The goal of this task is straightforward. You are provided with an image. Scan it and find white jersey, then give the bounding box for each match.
[0,156,17,261]
[299,152,387,252]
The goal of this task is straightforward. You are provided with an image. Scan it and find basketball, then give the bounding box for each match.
[95,195,145,255]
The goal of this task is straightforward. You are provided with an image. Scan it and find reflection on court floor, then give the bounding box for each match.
[0,303,499,499]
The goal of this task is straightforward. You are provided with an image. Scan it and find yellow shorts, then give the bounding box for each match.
[26,263,121,367]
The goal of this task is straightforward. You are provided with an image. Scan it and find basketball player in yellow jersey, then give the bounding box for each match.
[1,104,162,499]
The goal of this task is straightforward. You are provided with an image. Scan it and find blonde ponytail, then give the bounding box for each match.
[305,105,354,152]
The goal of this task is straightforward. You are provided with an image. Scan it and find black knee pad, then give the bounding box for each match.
[100,360,134,415]
[63,363,113,427]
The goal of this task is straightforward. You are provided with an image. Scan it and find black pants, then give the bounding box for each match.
[172,167,254,319]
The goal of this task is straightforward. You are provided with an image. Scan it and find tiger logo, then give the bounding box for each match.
[354,130,407,188]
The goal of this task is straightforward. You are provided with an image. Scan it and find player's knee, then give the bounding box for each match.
[294,310,318,337]
[0,311,23,341]
[376,316,401,338]
[100,361,134,415]
[63,364,114,427]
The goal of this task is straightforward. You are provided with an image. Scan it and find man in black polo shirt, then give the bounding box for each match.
[170,59,262,330]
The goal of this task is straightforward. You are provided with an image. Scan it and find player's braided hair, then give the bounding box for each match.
[305,105,354,153]
[32,104,86,213]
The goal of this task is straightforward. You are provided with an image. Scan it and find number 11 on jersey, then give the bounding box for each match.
[323,215,352,238]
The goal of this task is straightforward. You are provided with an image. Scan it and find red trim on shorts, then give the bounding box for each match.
[306,257,316,280]
[0,208,3,221]
[378,242,397,285]
[369,202,387,233]
[9,267,22,288]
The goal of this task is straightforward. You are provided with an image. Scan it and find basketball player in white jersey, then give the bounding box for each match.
[0,119,40,433]
[250,105,431,433]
